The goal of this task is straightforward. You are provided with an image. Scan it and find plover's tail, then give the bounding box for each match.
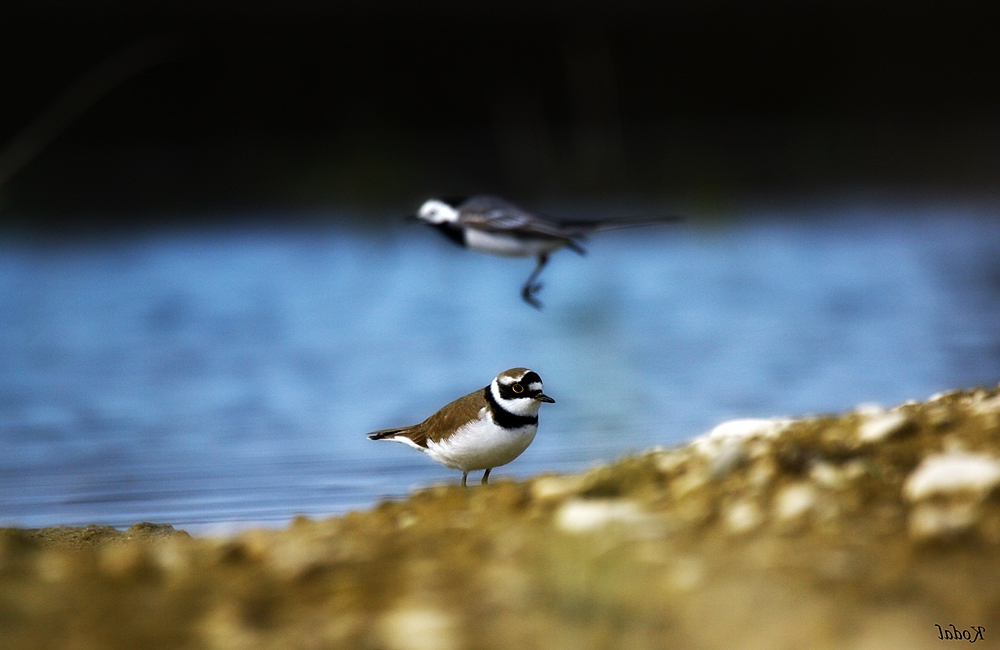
[367,425,429,451]
[367,426,412,440]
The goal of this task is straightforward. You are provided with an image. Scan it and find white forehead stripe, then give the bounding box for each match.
[527,382,542,391]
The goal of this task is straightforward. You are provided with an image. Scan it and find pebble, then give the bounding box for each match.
[555,499,649,534]
[971,394,1000,415]
[902,452,1000,501]
[379,607,459,650]
[809,460,865,490]
[695,418,793,453]
[857,410,910,443]
[774,483,818,522]
[723,500,764,535]
[908,502,978,540]
[531,476,584,501]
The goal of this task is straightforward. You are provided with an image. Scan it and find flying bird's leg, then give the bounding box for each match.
[481,468,491,485]
[461,471,468,488]
[521,254,549,309]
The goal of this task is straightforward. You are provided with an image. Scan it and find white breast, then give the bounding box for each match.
[424,409,537,472]
[464,229,567,258]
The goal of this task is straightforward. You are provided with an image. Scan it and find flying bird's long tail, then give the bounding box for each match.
[556,214,684,237]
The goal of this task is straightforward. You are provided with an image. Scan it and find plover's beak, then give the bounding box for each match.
[537,394,555,403]
[404,214,420,222]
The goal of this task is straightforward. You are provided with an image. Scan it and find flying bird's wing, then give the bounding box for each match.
[456,195,574,239]
[456,195,683,239]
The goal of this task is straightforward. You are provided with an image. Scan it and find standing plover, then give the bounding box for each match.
[412,195,682,307]
[367,368,554,486]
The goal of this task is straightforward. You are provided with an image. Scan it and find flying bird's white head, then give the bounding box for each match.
[417,199,460,225]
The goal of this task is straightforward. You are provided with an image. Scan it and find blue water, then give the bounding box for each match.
[1,207,999,531]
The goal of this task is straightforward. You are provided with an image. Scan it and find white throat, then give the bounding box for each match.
[417,199,460,224]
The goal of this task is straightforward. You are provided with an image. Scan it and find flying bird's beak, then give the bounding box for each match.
[404,214,420,222]
[537,394,555,403]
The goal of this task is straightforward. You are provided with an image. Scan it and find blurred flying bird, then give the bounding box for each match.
[411,195,683,308]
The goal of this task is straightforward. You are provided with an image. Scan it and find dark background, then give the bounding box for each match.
[2,0,999,229]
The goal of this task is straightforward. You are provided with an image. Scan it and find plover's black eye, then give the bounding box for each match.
[512,383,524,394]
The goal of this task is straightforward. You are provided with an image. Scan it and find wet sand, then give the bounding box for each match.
[3,386,1000,649]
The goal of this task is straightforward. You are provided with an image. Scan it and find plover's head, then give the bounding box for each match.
[491,367,555,416]
[416,199,460,225]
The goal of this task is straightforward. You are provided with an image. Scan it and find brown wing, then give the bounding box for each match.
[367,387,487,447]
[414,387,488,445]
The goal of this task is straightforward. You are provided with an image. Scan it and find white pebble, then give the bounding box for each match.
[854,403,886,417]
[531,476,583,501]
[379,608,459,650]
[724,500,764,534]
[693,418,792,459]
[774,483,817,522]
[908,502,977,540]
[555,499,644,534]
[971,394,1000,415]
[903,452,1000,501]
[704,418,793,442]
[858,410,910,442]
[809,462,845,489]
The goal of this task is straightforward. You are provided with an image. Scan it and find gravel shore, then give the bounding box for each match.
[4,386,1000,649]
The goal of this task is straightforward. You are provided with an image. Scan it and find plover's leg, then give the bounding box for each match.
[481,468,492,485]
[461,471,468,488]
[521,254,549,309]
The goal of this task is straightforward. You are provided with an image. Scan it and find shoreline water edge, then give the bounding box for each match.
[4,385,1000,649]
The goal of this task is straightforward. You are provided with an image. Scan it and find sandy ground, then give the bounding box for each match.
[3,386,1000,649]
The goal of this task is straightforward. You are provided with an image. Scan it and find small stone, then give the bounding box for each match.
[531,475,583,501]
[708,442,748,479]
[809,460,865,489]
[379,607,459,650]
[723,500,764,535]
[809,462,843,489]
[857,410,910,443]
[694,418,793,457]
[397,513,418,529]
[774,483,818,522]
[555,499,651,534]
[971,394,1000,415]
[854,403,886,417]
[903,452,1000,501]
[908,502,978,540]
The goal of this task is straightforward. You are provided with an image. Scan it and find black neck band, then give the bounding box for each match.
[433,222,467,247]
[484,386,538,429]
